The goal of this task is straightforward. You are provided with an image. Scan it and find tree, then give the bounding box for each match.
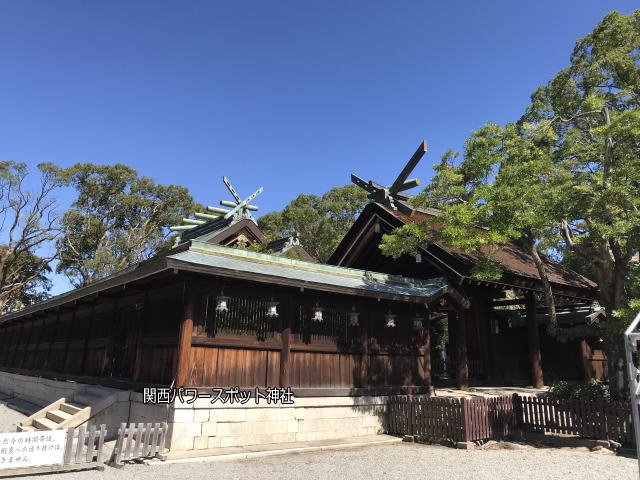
[0,162,58,312]
[258,185,369,262]
[380,123,566,338]
[51,163,197,287]
[525,10,640,398]
[381,10,640,398]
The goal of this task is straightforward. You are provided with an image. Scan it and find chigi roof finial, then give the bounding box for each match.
[351,140,426,212]
[170,176,263,245]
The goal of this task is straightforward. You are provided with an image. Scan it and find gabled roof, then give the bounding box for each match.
[0,240,453,324]
[168,241,449,302]
[329,202,598,300]
[267,236,317,262]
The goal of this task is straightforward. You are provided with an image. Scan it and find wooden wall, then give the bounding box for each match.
[0,274,434,393]
[183,282,432,390]
[0,280,183,387]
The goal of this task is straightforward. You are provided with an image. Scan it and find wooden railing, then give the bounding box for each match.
[387,393,634,445]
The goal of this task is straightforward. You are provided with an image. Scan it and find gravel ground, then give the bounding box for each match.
[19,442,638,480]
[0,396,26,432]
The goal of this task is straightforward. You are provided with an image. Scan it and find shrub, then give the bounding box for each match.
[547,379,610,401]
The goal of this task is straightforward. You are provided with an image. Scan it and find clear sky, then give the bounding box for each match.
[1,1,637,293]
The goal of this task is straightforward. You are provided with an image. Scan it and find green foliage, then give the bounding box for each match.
[258,184,368,262]
[547,379,610,401]
[50,163,197,287]
[381,10,640,356]
[0,246,52,312]
[0,162,59,312]
[430,313,448,352]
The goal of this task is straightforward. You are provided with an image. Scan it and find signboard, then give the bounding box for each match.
[0,430,66,470]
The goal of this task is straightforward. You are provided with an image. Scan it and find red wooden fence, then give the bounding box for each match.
[387,394,634,445]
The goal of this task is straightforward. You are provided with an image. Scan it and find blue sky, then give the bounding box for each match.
[1,1,637,293]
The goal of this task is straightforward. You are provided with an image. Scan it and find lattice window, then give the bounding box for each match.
[293,305,354,345]
[201,295,276,340]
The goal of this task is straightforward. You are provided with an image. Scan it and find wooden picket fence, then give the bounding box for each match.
[388,396,466,442]
[110,422,168,467]
[519,396,633,445]
[387,393,634,445]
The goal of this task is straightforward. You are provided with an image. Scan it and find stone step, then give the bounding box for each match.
[33,416,59,430]
[46,409,73,424]
[60,402,83,415]
[17,425,36,432]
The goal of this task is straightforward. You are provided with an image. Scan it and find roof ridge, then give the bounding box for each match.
[186,240,444,288]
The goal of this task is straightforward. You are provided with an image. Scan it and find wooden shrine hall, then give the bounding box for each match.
[0,178,465,395]
[329,141,602,390]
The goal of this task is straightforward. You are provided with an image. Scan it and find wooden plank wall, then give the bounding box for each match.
[0,281,183,386]
[0,275,435,392]
[184,282,431,389]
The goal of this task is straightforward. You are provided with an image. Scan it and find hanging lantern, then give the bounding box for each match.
[312,303,323,322]
[491,319,499,334]
[413,313,423,330]
[385,310,396,328]
[266,300,279,318]
[415,253,422,263]
[348,306,360,327]
[215,295,229,313]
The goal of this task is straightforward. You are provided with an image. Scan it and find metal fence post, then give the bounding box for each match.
[623,310,640,478]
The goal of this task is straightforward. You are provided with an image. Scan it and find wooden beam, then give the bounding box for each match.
[491,298,526,307]
[390,140,427,194]
[175,284,196,387]
[526,292,544,388]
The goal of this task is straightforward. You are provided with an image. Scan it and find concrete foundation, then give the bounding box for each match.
[0,371,389,451]
[164,394,388,451]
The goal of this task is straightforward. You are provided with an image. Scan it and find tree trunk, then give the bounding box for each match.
[597,261,629,400]
[524,234,558,336]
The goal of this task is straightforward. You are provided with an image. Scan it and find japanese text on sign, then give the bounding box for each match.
[143,386,295,405]
[0,430,66,470]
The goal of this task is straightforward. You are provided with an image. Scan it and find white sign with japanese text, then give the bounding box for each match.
[0,430,66,470]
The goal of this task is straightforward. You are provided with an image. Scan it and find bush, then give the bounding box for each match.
[547,379,610,401]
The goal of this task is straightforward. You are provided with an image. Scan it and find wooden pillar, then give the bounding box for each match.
[526,292,544,388]
[580,339,591,381]
[44,313,60,372]
[452,310,469,391]
[81,303,96,376]
[132,290,149,382]
[423,311,434,394]
[486,300,502,382]
[175,285,196,387]
[358,309,369,389]
[279,300,291,388]
[62,309,77,372]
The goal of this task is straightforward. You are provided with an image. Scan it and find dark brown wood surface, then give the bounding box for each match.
[526,292,544,388]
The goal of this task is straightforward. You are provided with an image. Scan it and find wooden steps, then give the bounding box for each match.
[16,387,118,433]
[33,416,59,430]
